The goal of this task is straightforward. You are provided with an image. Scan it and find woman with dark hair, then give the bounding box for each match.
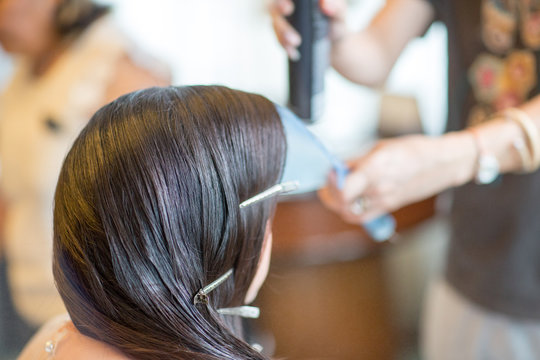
[0,0,169,355]
[17,85,288,359]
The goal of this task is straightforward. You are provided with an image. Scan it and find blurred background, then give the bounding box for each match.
[0,0,449,359]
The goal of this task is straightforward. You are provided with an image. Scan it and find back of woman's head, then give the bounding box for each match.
[53,86,286,359]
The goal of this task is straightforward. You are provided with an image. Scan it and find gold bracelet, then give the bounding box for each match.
[512,137,534,173]
[502,107,540,173]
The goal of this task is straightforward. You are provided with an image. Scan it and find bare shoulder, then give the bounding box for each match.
[105,52,172,103]
[17,313,129,360]
[17,313,71,360]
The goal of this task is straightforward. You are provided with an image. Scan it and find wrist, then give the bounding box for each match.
[440,131,478,187]
[466,127,500,184]
[463,117,525,181]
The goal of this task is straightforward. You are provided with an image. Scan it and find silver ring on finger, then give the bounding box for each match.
[350,196,369,215]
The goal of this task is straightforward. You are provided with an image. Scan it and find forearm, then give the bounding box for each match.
[320,97,540,222]
[463,96,540,181]
[330,0,435,86]
[331,30,394,87]
[399,100,540,198]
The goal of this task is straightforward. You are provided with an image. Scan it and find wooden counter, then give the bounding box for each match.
[271,193,436,266]
[254,194,436,359]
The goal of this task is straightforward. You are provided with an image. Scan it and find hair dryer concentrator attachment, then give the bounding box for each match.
[277,105,396,242]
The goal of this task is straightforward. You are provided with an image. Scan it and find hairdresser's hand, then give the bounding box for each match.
[269,0,348,60]
[318,133,477,224]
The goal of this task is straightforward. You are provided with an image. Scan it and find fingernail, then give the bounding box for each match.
[286,32,301,46]
[289,48,301,61]
[282,0,294,14]
[320,0,334,13]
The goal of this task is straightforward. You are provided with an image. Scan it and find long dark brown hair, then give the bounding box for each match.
[53,86,286,359]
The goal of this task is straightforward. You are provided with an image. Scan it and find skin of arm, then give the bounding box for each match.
[273,0,540,223]
[331,0,435,86]
[319,99,539,224]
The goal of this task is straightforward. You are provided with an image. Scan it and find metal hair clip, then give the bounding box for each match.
[193,269,234,305]
[192,181,297,314]
[217,306,260,319]
[193,269,261,319]
[239,181,299,208]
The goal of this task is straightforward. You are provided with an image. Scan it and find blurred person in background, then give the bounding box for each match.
[273,0,540,359]
[0,0,169,356]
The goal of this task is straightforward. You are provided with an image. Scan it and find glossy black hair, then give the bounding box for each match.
[53,86,286,359]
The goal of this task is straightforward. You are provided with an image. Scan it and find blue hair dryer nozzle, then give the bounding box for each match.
[277,105,396,242]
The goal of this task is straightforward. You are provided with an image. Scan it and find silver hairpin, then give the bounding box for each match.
[193,269,234,305]
[217,306,260,319]
[251,343,264,352]
[192,182,297,313]
[239,181,299,208]
[193,270,261,319]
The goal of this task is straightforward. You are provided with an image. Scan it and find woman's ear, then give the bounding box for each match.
[244,220,273,304]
